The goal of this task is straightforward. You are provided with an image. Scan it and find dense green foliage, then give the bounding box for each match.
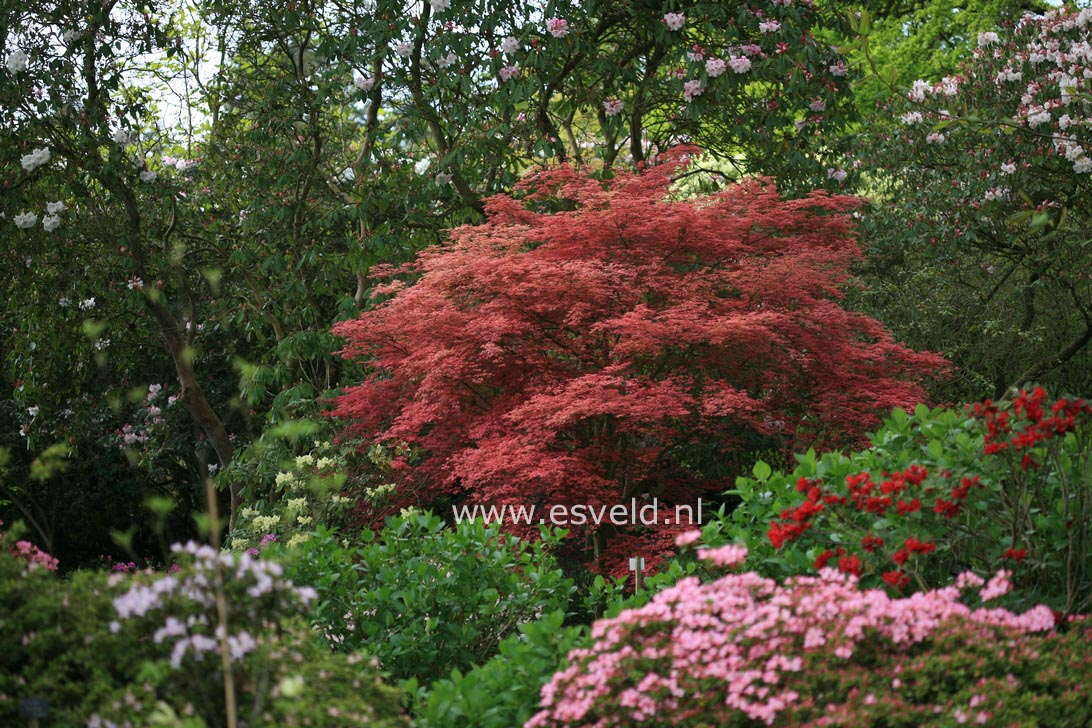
[277,514,575,685]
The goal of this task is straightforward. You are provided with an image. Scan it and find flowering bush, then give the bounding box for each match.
[279,512,574,685]
[853,8,1092,400]
[728,390,1092,614]
[0,539,409,727]
[527,546,1091,728]
[225,436,361,551]
[0,519,58,572]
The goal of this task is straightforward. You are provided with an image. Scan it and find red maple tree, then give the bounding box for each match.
[330,149,947,575]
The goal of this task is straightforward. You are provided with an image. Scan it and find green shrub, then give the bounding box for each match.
[413,611,588,728]
[278,512,575,685]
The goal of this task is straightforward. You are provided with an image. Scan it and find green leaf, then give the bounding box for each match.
[752,460,772,481]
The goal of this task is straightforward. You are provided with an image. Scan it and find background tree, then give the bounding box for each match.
[847,7,1092,401]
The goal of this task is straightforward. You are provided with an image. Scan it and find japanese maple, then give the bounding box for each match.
[330,149,945,573]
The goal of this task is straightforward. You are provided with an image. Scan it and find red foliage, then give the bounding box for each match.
[330,149,946,573]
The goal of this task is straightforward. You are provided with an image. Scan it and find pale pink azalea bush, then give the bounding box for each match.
[526,546,1092,728]
[1,520,58,571]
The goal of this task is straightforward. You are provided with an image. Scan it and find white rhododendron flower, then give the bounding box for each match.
[414,157,431,175]
[908,79,930,101]
[6,49,28,73]
[46,201,66,214]
[140,169,157,182]
[21,147,51,172]
[42,214,61,231]
[1025,106,1051,127]
[14,211,38,229]
[602,98,624,116]
[729,56,751,73]
[499,64,519,81]
[501,36,520,54]
[354,74,375,91]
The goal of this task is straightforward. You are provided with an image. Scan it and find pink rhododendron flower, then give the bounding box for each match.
[545,18,568,38]
[729,56,752,73]
[663,13,686,31]
[683,79,703,100]
[528,567,1059,728]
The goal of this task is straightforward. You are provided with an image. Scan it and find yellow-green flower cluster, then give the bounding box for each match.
[252,514,281,532]
[230,440,358,552]
[364,483,396,501]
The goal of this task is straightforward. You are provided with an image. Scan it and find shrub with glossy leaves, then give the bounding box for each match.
[330,149,946,575]
[413,610,589,728]
[279,513,574,685]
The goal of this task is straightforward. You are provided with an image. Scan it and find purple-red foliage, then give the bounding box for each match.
[330,149,946,574]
